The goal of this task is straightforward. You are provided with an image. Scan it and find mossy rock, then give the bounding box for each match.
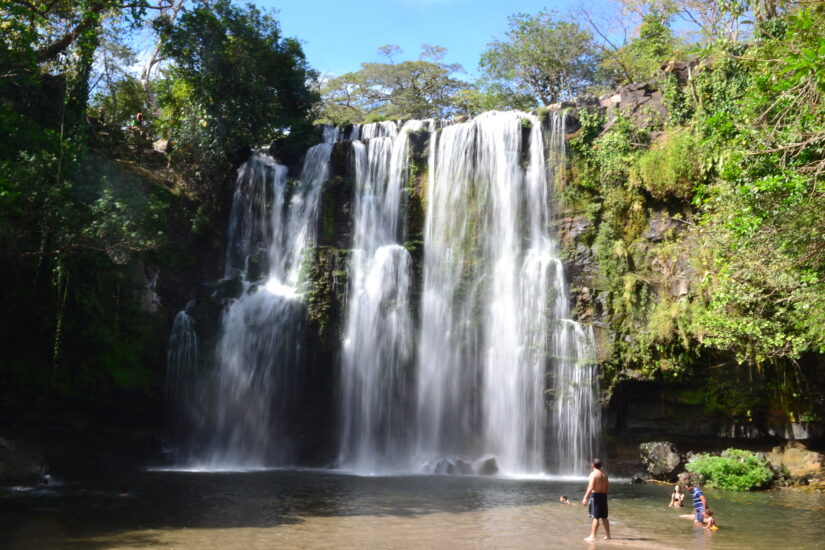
[214,277,243,300]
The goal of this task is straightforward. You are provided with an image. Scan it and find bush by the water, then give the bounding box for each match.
[685,448,774,491]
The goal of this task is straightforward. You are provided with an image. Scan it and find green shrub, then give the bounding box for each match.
[633,129,701,201]
[685,448,774,491]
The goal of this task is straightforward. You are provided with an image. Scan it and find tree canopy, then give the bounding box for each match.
[318,44,465,125]
[154,0,318,176]
[479,11,600,106]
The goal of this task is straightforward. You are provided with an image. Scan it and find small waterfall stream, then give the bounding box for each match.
[164,303,198,452]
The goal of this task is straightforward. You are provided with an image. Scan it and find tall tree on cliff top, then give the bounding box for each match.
[479,10,600,106]
[318,44,466,125]
[154,0,318,185]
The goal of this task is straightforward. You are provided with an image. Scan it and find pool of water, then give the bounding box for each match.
[1,469,822,549]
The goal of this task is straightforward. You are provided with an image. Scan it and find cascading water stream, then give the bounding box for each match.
[179,139,332,469]
[339,121,427,473]
[163,303,198,453]
[415,111,599,475]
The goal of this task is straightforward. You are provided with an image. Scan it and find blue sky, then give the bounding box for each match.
[256,0,611,80]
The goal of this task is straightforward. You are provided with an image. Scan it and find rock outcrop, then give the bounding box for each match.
[600,80,668,130]
[639,441,683,481]
[767,441,825,489]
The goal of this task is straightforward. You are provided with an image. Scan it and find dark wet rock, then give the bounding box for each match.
[433,458,452,474]
[231,144,253,168]
[558,216,593,244]
[640,441,683,481]
[0,436,49,485]
[454,459,474,475]
[477,456,499,476]
[214,277,244,301]
[630,472,647,484]
[431,458,474,475]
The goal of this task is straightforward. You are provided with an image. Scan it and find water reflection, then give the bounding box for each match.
[1,470,822,549]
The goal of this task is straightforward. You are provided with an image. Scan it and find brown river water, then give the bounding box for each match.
[1,469,823,549]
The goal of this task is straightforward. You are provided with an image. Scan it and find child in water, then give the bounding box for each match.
[703,509,719,530]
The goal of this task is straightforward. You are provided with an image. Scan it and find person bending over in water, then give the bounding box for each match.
[560,495,571,504]
[685,481,708,527]
[582,458,611,541]
[669,485,685,507]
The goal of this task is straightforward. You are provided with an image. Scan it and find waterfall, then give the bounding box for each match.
[338,121,426,473]
[415,111,599,475]
[163,113,599,475]
[183,143,331,469]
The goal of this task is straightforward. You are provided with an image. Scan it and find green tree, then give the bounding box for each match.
[154,0,318,183]
[89,22,147,127]
[0,0,175,409]
[479,10,600,106]
[318,44,466,125]
[597,12,680,86]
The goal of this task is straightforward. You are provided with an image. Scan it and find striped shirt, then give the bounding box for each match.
[690,487,704,510]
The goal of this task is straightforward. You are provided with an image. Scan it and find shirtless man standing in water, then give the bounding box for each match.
[582,458,611,541]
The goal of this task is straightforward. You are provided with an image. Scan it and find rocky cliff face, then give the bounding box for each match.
[556,80,824,444]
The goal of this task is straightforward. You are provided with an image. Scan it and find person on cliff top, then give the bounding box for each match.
[668,484,685,507]
[582,458,611,541]
[685,481,708,527]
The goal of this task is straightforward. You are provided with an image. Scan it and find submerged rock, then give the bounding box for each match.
[639,441,683,481]
[476,456,499,476]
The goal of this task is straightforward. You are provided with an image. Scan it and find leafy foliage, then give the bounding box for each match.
[479,10,600,106]
[633,129,702,200]
[563,4,825,422]
[598,12,682,86]
[155,0,318,176]
[318,44,465,125]
[686,449,775,490]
